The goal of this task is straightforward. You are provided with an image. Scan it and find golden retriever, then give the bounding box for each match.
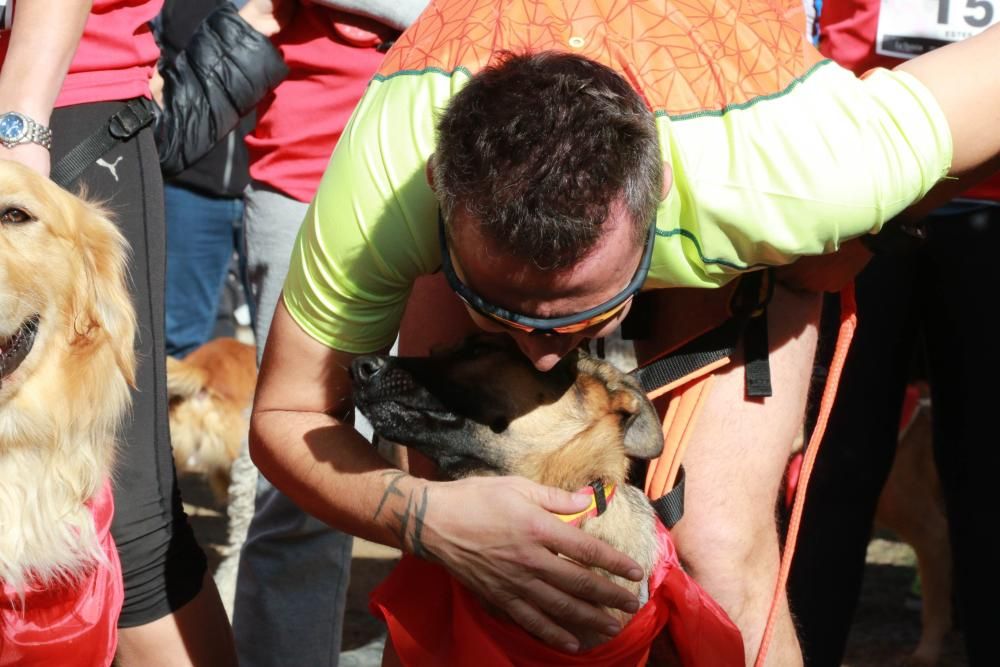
[0,160,135,597]
[167,336,257,499]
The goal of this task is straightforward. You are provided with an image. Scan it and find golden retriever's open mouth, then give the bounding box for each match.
[0,314,40,385]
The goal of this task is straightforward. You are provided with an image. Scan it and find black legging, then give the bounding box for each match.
[50,99,207,627]
[787,207,1000,666]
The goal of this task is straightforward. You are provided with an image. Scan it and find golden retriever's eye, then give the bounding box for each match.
[0,207,33,225]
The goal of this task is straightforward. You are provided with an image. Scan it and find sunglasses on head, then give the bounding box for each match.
[438,211,656,335]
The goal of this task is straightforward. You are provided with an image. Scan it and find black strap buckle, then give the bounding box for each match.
[109,98,155,140]
[590,480,609,516]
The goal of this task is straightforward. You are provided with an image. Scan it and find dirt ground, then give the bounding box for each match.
[180,474,967,665]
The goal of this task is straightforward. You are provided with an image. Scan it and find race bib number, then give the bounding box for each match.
[876,0,999,58]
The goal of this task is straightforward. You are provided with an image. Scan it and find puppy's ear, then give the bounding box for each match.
[612,387,664,459]
[166,356,207,401]
[67,194,137,387]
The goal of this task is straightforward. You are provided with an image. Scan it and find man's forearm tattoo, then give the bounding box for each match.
[374,470,430,558]
[373,470,407,519]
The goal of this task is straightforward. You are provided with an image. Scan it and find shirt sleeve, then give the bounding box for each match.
[281,69,465,353]
[647,62,954,288]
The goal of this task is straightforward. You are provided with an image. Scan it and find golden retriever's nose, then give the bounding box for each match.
[350,356,388,385]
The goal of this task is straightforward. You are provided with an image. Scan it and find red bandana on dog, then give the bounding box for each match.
[370,520,744,666]
[1,479,123,666]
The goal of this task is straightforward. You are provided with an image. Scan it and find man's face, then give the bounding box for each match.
[446,200,645,372]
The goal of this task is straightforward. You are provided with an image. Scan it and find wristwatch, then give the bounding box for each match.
[0,111,52,150]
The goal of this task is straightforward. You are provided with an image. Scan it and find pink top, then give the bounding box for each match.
[246,5,395,203]
[0,0,161,108]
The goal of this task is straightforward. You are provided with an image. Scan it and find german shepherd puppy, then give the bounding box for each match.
[350,333,666,644]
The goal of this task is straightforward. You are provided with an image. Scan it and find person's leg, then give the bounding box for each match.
[231,181,354,666]
[923,208,1000,666]
[785,252,922,667]
[50,100,236,667]
[164,185,243,358]
[646,284,821,666]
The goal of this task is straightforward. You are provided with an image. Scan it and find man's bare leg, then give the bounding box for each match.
[662,285,821,666]
[115,573,237,667]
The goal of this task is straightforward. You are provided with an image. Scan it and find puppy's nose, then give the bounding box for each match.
[350,356,387,384]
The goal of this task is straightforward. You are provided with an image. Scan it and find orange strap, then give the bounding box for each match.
[644,373,719,498]
[753,284,858,667]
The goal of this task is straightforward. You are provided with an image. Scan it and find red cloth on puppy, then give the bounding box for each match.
[1,479,123,666]
[370,520,744,666]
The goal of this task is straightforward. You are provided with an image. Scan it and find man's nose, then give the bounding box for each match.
[512,334,580,372]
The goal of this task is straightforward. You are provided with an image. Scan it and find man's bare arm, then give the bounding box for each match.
[897,22,1000,177]
[250,298,645,651]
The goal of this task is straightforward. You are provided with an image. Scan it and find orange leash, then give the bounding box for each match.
[753,285,857,666]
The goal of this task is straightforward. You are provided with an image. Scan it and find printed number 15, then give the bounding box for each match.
[938,0,995,27]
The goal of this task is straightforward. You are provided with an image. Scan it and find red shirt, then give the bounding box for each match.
[0,0,161,107]
[246,5,396,203]
[1,480,123,667]
[819,0,999,201]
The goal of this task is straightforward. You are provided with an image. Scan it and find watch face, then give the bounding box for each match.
[0,112,26,142]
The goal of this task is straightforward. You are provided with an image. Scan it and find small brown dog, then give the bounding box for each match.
[875,385,951,667]
[167,337,257,499]
[351,333,747,666]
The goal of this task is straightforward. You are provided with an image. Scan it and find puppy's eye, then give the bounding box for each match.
[0,207,33,225]
[489,417,509,433]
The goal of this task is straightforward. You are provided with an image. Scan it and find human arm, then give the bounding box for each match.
[250,298,645,651]
[892,22,1000,219]
[0,0,92,175]
[154,2,288,176]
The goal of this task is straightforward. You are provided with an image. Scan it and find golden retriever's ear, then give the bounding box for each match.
[67,195,138,387]
[612,386,664,459]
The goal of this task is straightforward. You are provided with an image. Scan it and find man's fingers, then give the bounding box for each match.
[502,597,583,653]
[539,515,644,584]
[514,575,625,639]
[529,480,595,515]
[528,544,641,614]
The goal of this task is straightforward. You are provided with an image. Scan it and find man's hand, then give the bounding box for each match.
[417,476,644,652]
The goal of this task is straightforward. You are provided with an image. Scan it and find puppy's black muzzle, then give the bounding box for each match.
[350,355,388,385]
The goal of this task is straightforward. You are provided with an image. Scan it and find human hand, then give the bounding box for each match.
[0,143,50,179]
[418,476,644,652]
[238,0,296,37]
[149,68,164,108]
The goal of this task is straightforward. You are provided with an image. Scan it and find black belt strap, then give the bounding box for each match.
[50,98,156,189]
[744,311,772,398]
[650,466,686,528]
[633,318,740,395]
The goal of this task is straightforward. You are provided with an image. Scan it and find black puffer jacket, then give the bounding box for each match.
[155,1,287,191]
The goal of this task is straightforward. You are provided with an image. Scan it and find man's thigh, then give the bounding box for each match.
[648,285,821,627]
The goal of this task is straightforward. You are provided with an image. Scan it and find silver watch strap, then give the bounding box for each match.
[29,120,52,150]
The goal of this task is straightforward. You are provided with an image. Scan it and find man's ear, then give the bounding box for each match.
[426,154,436,192]
[661,161,673,200]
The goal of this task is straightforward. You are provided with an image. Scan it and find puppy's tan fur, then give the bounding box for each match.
[0,160,135,591]
[167,337,256,499]
[351,334,665,644]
